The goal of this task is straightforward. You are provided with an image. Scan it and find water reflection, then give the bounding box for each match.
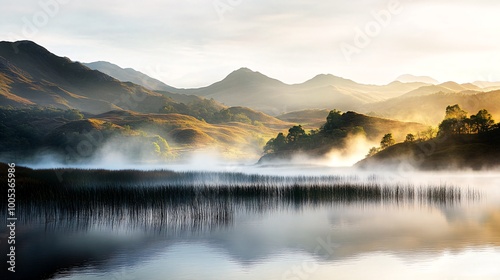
[0,171,498,280]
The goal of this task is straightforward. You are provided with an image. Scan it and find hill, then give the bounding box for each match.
[276,109,331,128]
[0,41,290,138]
[356,127,500,170]
[400,82,482,98]
[396,74,438,84]
[362,91,500,125]
[173,68,431,115]
[224,106,291,127]
[259,110,428,163]
[298,74,429,100]
[329,111,428,141]
[473,80,500,90]
[0,40,177,114]
[0,107,286,162]
[83,61,177,92]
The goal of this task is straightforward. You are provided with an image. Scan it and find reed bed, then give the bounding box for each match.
[0,168,480,232]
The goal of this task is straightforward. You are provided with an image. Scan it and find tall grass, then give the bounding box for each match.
[0,167,480,232]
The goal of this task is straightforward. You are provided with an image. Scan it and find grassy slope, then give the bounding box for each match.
[52,110,286,159]
[356,128,500,170]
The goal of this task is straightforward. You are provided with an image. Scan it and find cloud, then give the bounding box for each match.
[2,0,500,87]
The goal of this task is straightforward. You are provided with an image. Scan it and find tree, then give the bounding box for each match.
[263,132,287,154]
[274,133,287,150]
[470,109,494,133]
[161,104,176,113]
[218,109,233,122]
[445,104,467,120]
[438,118,459,135]
[287,125,306,143]
[322,109,343,133]
[366,147,380,157]
[405,133,415,143]
[439,104,469,135]
[380,133,395,149]
[425,127,437,139]
[263,138,275,154]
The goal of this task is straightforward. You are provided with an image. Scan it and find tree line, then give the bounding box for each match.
[366,104,498,157]
[437,104,495,135]
[263,110,365,154]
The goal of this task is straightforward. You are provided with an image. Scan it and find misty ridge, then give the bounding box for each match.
[0,40,500,171]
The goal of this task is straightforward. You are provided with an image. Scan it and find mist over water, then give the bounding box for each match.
[8,124,380,172]
[3,146,500,280]
[5,169,499,280]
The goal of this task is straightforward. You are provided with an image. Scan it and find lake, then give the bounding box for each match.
[3,167,500,280]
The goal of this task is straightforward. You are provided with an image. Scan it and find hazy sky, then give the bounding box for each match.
[2,0,500,87]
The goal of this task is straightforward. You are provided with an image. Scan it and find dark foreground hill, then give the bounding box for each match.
[356,128,500,170]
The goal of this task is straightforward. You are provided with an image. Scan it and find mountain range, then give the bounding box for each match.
[0,41,178,114]
[1,40,500,162]
[82,52,500,124]
[83,61,176,92]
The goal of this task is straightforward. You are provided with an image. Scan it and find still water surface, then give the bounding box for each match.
[8,169,500,279]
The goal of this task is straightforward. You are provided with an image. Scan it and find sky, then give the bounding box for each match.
[2,0,500,88]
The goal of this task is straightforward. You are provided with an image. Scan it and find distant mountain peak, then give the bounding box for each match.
[83,60,176,91]
[226,67,262,77]
[0,40,50,55]
[235,67,254,73]
[222,67,284,86]
[396,74,438,85]
[301,73,357,87]
[439,81,460,87]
